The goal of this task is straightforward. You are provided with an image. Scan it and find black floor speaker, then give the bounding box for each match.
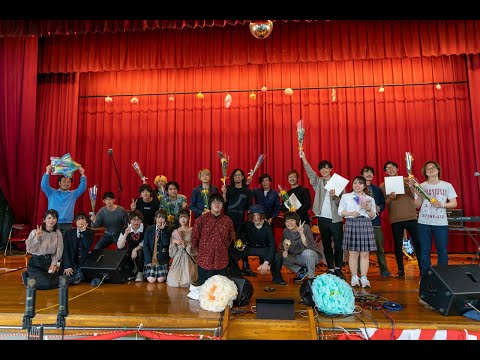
[299,279,315,308]
[80,249,134,284]
[227,276,254,307]
[419,265,480,316]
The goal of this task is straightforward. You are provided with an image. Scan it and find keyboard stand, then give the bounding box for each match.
[449,227,480,264]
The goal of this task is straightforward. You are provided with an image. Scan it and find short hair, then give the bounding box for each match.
[353,175,367,187]
[103,191,115,200]
[208,193,225,208]
[42,209,59,232]
[154,209,168,220]
[74,212,88,221]
[258,173,272,184]
[57,175,72,184]
[283,211,300,224]
[287,169,299,178]
[360,165,375,175]
[198,168,211,179]
[129,209,144,221]
[421,160,442,179]
[383,161,398,171]
[166,181,180,192]
[178,209,190,219]
[318,160,333,171]
[139,184,153,195]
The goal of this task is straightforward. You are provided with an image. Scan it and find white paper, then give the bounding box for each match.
[324,173,349,196]
[288,193,302,210]
[384,176,405,195]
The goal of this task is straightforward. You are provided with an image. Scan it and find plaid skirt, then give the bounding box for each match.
[342,217,377,252]
[143,264,168,279]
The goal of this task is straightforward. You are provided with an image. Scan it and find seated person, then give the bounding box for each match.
[117,209,145,282]
[228,204,287,285]
[62,212,95,285]
[280,211,322,282]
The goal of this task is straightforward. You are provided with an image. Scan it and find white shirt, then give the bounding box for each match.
[338,192,376,220]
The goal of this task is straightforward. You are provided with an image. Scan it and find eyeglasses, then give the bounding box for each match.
[233,174,243,177]
[425,166,437,171]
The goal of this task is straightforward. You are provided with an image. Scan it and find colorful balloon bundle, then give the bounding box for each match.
[50,153,81,178]
[89,185,98,215]
[217,151,229,186]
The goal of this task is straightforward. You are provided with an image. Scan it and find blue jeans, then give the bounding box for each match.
[417,223,449,275]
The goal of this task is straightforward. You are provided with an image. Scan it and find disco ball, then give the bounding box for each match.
[249,20,273,39]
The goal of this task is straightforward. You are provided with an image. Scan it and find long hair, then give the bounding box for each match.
[42,209,59,232]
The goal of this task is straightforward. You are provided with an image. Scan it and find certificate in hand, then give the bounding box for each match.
[384,176,405,195]
[288,193,302,210]
[324,173,349,196]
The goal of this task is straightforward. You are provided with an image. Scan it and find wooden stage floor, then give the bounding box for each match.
[1,251,480,340]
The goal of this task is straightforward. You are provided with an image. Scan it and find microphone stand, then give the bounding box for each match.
[108,150,123,205]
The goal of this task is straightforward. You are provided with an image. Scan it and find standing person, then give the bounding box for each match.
[62,212,95,285]
[41,164,87,237]
[90,191,129,250]
[299,151,344,279]
[189,193,234,299]
[190,168,219,220]
[228,205,287,285]
[117,209,145,282]
[252,173,281,225]
[279,212,322,282]
[153,175,168,200]
[411,161,457,276]
[338,176,377,288]
[159,181,188,229]
[22,209,64,290]
[130,184,160,226]
[380,160,421,277]
[143,209,173,283]
[222,168,254,275]
[282,169,312,226]
[167,210,198,288]
[361,165,391,277]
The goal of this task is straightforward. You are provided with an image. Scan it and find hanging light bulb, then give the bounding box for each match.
[284,88,294,96]
[378,85,385,93]
[435,83,442,90]
[104,96,113,103]
[249,20,273,39]
[196,92,204,100]
[249,92,257,100]
[130,96,139,104]
[331,88,337,102]
[168,95,175,102]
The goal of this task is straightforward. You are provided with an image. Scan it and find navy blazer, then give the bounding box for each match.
[368,183,386,226]
[62,227,95,270]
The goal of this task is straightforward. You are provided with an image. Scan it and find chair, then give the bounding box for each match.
[4,223,31,256]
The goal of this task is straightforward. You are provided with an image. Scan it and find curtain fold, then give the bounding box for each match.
[38,20,480,74]
[0,36,38,223]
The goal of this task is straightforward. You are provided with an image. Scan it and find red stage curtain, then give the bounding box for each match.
[38,20,480,74]
[29,54,478,252]
[0,36,38,223]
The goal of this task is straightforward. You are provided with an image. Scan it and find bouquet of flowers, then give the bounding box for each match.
[248,154,265,177]
[405,151,437,203]
[88,185,98,215]
[159,195,175,223]
[278,185,294,211]
[201,189,209,210]
[217,151,229,186]
[296,119,305,151]
[198,275,238,312]
[132,161,147,183]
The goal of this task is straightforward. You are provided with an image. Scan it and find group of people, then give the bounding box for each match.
[22,155,458,293]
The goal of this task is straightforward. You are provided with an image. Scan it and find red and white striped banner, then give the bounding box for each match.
[338,328,480,340]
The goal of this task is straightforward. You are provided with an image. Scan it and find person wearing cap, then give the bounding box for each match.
[90,191,129,250]
[153,175,168,200]
[228,204,287,285]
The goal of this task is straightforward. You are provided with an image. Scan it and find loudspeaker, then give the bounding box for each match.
[80,249,134,284]
[419,265,480,316]
[299,279,315,307]
[256,298,295,320]
[227,276,254,307]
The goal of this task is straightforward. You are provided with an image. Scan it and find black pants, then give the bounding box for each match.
[228,247,284,282]
[26,254,59,290]
[197,266,228,286]
[318,217,344,269]
[391,220,421,274]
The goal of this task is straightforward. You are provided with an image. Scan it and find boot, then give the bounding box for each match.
[241,259,256,277]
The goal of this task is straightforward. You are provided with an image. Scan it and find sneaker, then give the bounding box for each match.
[135,272,144,282]
[272,279,287,286]
[90,278,101,287]
[334,268,346,281]
[380,270,392,277]
[293,271,308,283]
[350,275,360,287]
[360,276,371,288]
[326,269,335,276]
